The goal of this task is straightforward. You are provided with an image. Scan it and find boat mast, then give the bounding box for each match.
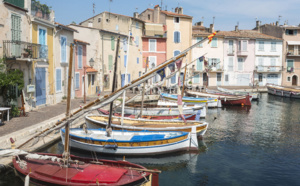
[107,36,120,137]
[63,43,74,163]
[140,57,148,118]
[121,24,131,125]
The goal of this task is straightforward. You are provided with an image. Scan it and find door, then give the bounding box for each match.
[203,73,208,86]
[35,68,46,106]
[292,75,298,86]
[266,74,278,85]
[217,73,222,86]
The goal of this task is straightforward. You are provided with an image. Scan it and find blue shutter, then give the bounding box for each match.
[121,74,125,87]
[174,32,177,43]
[171,74,176,84]
[127,74,131,83]
[75,73,80,89]
[137,57,139,64]
[61,37,66,62]
[197,58,203,71]
[56,69,62,92]
[135,36,139,46]
[124,55,127,67]
[294,30,298,35]
[123,38,128,52]
[194,74,200,83]
[136,22,139,29]
[177,32,180,43]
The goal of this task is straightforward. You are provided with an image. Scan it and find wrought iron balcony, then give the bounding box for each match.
[3,40,48,60]
[255,65,282,73]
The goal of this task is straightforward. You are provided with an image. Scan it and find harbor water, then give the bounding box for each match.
[1,93,300,186]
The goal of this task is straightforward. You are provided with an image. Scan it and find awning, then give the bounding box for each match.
[86,67,97,73]
[145,23,164,36]
[287,41,300,45]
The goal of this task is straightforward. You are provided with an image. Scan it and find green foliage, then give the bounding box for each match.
[31,0,51,14]
[0,57,24,105]
[10,105,20,117]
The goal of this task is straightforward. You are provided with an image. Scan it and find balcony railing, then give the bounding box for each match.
[3,40,48,60]
[255,65,282,72]
[287,50,300,56]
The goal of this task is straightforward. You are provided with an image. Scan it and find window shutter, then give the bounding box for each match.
[171,74,176,84]
[56,69,61,92]
[216,59,220,69]
[121,74,125,87]
[243,41,247,51]
[127,74,131,83]
[228,57,233,71]
[211,38,217,47]
[137,57,139,64]
[61,37,67,62]
[78,46,82,68]
[294,30,297,35]
[177,32,180,43]
[111,36,115,50]
[109,55,113,70]
[124,55,127,67]
[149,39,156,52]
[123,38,127,52]
[75,73,80,89]
[135,36,139,46]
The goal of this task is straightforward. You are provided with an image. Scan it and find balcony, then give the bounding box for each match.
[287,50,300,56]
[255,65,282,73]
[227,49,235,56]
[237,50,248,56]
[3,40,48,61]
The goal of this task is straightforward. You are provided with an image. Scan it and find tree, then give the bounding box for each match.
[0,57,24,106]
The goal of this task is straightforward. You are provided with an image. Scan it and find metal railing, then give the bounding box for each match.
[3,40,48,60]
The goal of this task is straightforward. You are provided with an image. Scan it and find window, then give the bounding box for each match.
[238,58,244,71]
[271,42,276,51]
[211,37,217,47]
[174,31,180,43]
[116,25,119,31]
[111,36,115,50]
[225,74,229,82]
[197,37,203,47]
[287,77,291,81]
[286,29,297,35]
[171,74,176,84]
[108,55,113,70]
[197,58,203,71]
[174,17,180,23]
[75,72,80,90]
[259,73,263,82]
[209,58,220,69]
[77,45,82,68]
[174,50,180,57]
[124,55,127,67]
[228,40,234,54]
[217,73,222,81]
[259,41,264,51]
[136,22,139,29]
[149,39,157,52]
[98,18,101,22]
[228,57,233,71]
[61,36,67,62]
[56,68,62,92]
[148,14,151,20]
[258,58,264,71]
[137,57,139,64]
[11,14,21,41]
[238,40,247,51]
[287,59,294,72]
[135,36,139,46]
[193,73,200,83]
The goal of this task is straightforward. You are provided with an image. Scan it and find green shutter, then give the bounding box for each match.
[4,0,24,9]
[111,36,115,51]
[109,55,113,70]
[11,14,21,41]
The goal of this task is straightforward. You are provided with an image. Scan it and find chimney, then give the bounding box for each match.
[178,7,183,14]
[276,21,279,26]
[256,20,260,28]
[175,7,179,13]
[133,12,139,18]
[195,21,204,26]
[154,5,160,23]
[210,24,214,33]
[235,25,239,31]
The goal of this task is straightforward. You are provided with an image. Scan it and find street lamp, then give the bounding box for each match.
[84,58,95,104]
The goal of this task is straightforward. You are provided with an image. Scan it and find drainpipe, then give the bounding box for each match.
[101,33,104,92]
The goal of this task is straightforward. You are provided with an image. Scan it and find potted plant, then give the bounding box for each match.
[23,48,32,58]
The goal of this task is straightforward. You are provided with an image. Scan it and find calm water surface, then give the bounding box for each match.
[1,93,300,186]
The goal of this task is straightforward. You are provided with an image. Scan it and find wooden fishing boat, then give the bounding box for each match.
[85,114,208,136]
[160,93,222,108]
[267,84,300,98]
[217,87,259,100]
[186,91,251,106]
[115,104,206,118]
[61,128,199,155]
[13,152,155,186]
[206,88,253,102]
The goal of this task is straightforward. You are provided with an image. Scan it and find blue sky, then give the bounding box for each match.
[39,0,300,31]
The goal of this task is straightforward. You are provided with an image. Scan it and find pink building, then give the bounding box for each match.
[74,39,97,98]
[142,36,167,68]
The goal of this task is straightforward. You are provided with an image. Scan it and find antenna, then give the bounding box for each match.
[93,3,95,17]
[213,16,215,24]
[161,0,163,8]
[278,15,282,23]
[202,16,204,22]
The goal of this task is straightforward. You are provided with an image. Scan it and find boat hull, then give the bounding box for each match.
[267,84,300,98]
[85,115,208,136]
[13,153,153,186]
[61,128,199,156]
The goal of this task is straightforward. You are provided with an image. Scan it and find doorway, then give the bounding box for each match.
[292,75,298,86]
[203,73,208,86]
